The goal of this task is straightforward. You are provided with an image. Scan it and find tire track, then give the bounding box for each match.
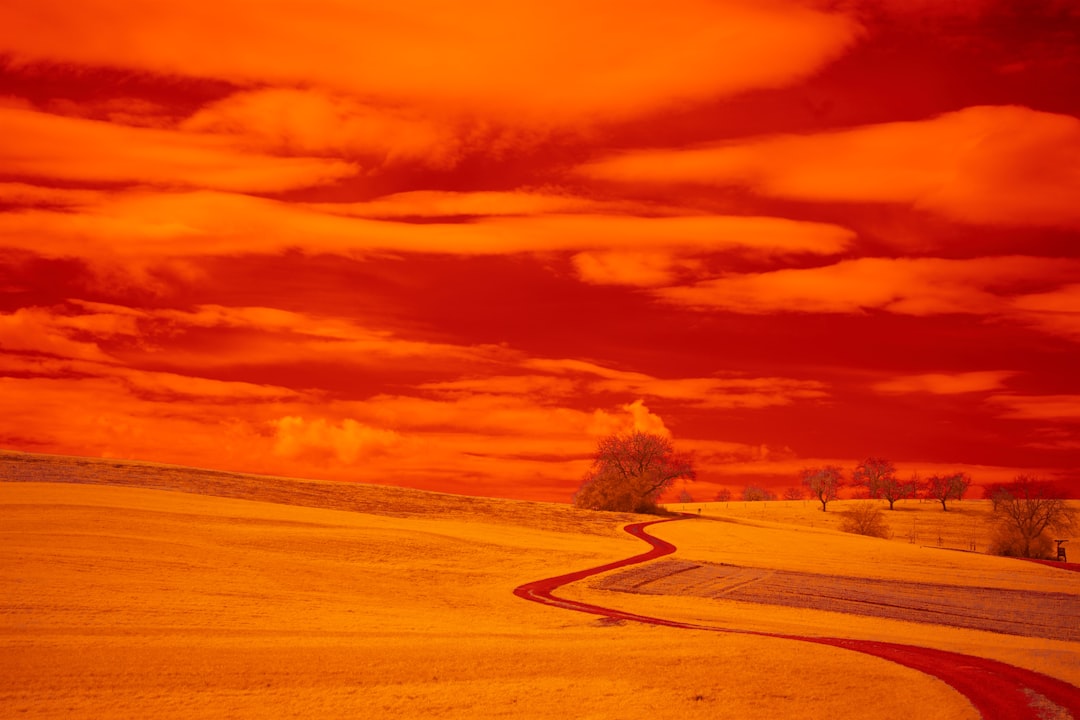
[513,515,1080,720]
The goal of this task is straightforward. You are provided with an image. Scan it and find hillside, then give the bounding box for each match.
[2,452,1078,719]
[0,449,636,536]
[667,496,1078,559]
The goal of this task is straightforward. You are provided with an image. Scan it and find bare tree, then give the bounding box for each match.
[573,431,695,513]
[924,472,971,511]
[991,476,1077,558]
[678,488,694,504]
[714,488,732,502]
[852,457,912,510]
[985,482,1012,511]
[851,457,888,499]
[783,486,804,501]
[841,502,890,538]
[801,465,843,512]
[742,485,776,502]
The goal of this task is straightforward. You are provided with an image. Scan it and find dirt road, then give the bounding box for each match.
[514,516,1080,720]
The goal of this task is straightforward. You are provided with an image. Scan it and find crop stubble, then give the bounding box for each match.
[595,558,1080,642]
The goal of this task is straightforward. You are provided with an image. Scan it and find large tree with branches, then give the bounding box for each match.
[573,431,695,513]
[801,465,843,512]
[852,457,913,510]
[991,476,1076,558]
[924,472,971,511]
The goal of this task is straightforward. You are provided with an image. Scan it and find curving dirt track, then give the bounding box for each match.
[1025,558,1080,573]
[513,516,1080,720]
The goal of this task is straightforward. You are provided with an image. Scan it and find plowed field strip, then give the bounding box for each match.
[514,516,1080,720]
[598,560,1080,642]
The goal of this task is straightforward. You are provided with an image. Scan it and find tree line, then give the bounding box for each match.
[572,432,1075,560]
[790,458,973,513]
[708,458,974,513]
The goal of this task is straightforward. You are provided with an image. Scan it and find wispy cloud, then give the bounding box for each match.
[1010,284,1080,341]
[657,256,1079,320]
[0,1,861,125]
[989,395,1080,421]
[521,357,827,408]
[183,88,463,168]
[580,105,1080,228]
[873,371,1015,395]
[0,189,855,263]
[0,105,357,192]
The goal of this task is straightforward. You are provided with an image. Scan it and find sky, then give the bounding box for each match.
[1,0,1078,502]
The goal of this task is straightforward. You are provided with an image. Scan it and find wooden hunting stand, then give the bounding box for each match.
[1056,540,1068,562]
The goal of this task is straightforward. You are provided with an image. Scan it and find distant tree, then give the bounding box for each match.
[851,457,885,499]
[801,465,843,512]
[908,471,922,502]
[714,488,732,503]
[742,485,776,502]
[783,486,804,501]
[990,476,1077,558]
[852,457,912,509]
[841,502,890,538]
[678,489,694,504]
[573,431,695,513]
[986,482,1012,512]
[924,472,971,511]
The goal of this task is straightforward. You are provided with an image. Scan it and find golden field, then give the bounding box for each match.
[2,451,1077,719]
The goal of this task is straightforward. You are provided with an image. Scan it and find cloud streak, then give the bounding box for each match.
[0,105,357,192]
[873,371,1015,395]
[0,1,861,124]
[657,256,1080,323]
[0,189,855,263]
[580,105,1080,228]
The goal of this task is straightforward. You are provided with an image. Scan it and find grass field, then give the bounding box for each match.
[2,451,1077,719]
[667,496,1023,555]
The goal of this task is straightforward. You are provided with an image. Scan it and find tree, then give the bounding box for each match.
[678,489,694,504]
[572,430,695,513]
[990,476,1077,558]
[852,457,912,510]
[714,488,732,503]
[985,482,1012,512]
[783,486,804,501]
[841,502,890,538]
[851,457,888,499]
[742,484,776,501]
[801,465,843,512]
[924,472,971,511]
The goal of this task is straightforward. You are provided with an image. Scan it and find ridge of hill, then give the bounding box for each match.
[0,449,635,536]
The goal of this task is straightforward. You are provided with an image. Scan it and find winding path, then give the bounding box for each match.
[514,516,1080,720]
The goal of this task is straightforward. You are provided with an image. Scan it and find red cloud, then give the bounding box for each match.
[657,256,1079,318]
[0,105,357,192]
[580,106,1080,228]
[0,189,855,265]
[0,1,861,124]
[873,371,1015,395]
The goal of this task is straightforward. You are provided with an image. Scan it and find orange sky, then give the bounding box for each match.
[1,0,1078,501]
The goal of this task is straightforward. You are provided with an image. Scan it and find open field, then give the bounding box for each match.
[595,558,1080,641]
[2,452,1078,719]
[666,497,1049,555]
